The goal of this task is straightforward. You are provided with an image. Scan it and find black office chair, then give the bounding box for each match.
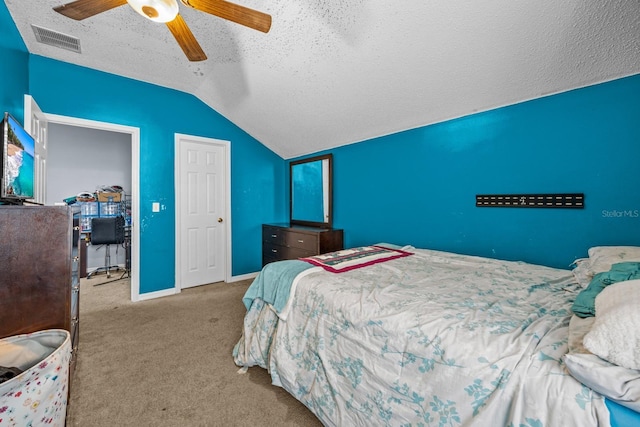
[87,216,125,283]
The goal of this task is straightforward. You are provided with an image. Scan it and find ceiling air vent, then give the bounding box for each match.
[31,24,81,53]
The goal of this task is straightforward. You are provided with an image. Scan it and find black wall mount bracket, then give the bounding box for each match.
[476,193,584,208]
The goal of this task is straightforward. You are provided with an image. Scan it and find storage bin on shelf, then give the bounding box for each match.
[79,201,99,232]
[99,201,121,217]
[78,193,125,232]
[0,329,71,427]
[79,201,98,216]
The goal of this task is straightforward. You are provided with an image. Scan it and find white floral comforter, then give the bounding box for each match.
[234,247,611,426]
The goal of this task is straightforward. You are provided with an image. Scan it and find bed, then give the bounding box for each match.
[233,245,640,426]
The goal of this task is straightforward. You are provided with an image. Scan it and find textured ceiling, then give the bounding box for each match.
[5,0,640,159]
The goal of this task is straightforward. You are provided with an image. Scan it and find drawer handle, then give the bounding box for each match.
[297,239,304,243]
[271,249,278,253]
[271,234,277,238]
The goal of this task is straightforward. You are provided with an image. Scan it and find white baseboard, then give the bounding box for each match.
[137,287,179,301]
[228,271,259,283]
[134,271,258,302]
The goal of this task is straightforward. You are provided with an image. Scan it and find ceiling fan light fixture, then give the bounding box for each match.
[126,0,179,23]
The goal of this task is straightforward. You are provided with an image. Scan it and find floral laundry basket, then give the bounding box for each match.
[0,329,71,427]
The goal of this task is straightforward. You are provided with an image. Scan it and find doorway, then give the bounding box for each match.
[45,113,141,302]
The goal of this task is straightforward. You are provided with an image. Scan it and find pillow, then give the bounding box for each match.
[564,352,640,412]
[587,246,640,275]
[373,242,403,250]
[571,262,640,318]
[565,314,640,412]
[300,245,412,273]
[583,279,640,370]
[571,257,593,288]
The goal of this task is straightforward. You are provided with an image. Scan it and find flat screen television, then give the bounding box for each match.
[1,112,35,202]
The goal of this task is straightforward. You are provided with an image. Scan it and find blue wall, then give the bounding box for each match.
[325,74,640,268]
[0,1,29,122]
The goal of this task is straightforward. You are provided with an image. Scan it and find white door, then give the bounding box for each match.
[24,95,48,205]
[176,135,228,289]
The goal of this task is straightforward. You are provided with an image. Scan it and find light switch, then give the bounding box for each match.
[152,202,160,212]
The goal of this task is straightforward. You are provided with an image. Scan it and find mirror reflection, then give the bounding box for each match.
[290,154,332,228]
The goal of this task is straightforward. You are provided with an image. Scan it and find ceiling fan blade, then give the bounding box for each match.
[181,0,271,33]
[54,0,128,20]
[166,14,207,62]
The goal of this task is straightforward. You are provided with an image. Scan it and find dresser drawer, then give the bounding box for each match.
[263,243,315,264]
[281,231,319,252]
[263,226,319,252]
[262,225,286,246]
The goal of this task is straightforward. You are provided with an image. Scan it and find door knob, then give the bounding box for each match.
[218,218,223,223]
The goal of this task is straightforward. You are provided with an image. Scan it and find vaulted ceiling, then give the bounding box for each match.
[5,1,640,159]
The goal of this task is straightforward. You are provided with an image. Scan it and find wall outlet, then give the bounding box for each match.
[152,202,160,212]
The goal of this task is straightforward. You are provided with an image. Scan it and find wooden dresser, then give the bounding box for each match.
[0,205,80,375]
[262,223,344,266]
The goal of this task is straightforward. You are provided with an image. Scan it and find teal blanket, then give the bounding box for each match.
[572,262,640,318]
[242,260,313,314]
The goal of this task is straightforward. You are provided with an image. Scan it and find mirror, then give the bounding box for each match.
[290,154,333,228]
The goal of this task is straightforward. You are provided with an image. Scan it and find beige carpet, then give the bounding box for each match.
[66,272,322,426]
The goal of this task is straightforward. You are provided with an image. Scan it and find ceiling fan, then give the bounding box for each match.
[53,0,272,62]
